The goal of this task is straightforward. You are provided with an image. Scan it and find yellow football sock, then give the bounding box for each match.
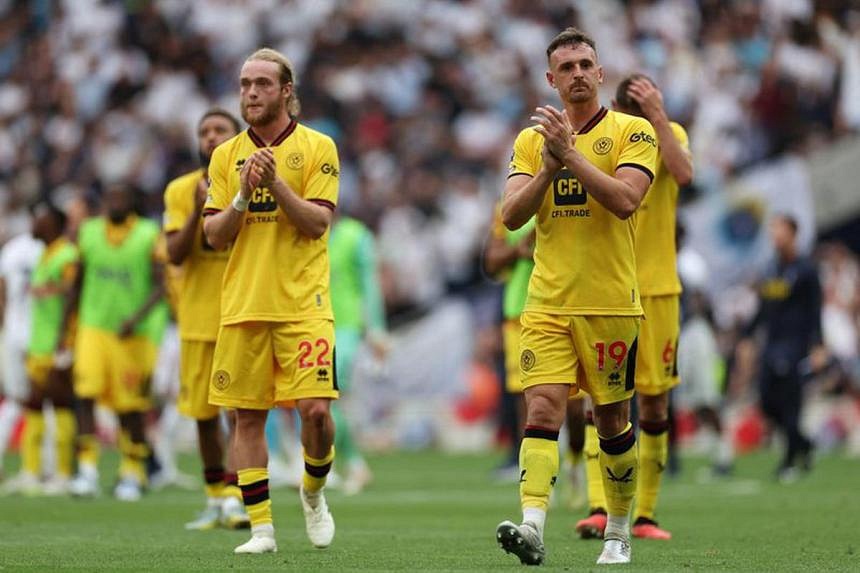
[238,467,272,527]
[599,422,638,518]
[22,410,45,476]
[303,447,335,494]
[77,433,100,468]
[223,471,243,501]
[203,466,225,499]
[54,408,76,478]
[118,430,149,484]
[519,428,560,513]
[635,419,669,521]
[584,421,607,512]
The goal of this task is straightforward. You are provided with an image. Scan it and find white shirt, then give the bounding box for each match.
[0,233,44,347]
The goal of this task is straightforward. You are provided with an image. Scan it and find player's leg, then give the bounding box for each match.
[632,295,680,540]
[495,319,526,481]
[575,315,640,565]
[115,410,149,501]
[272,319,339,549]
[496,311,574,566]
[13,359,47,495]
[70,328,108,497]
[208,322,277,554]
[219,408,249,527]
[777,371,813,480]
[42,363,76,495]
[576,406,609,539]
[0,340,27,481]
[562,394,586,509]
[633,392,671,539]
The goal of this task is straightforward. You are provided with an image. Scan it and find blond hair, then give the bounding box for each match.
[246,48,301,118]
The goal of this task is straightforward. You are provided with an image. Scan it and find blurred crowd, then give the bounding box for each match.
[1,0,860,452]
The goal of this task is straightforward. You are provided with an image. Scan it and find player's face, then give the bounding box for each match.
[105,186,133,223]
[547,44,603,105]
[198,115,238,166]
[31,207,53,242]
[769,218,796,253]
[239,60,291,127]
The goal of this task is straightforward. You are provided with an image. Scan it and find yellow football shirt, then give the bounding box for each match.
[203,121,338,325]
[163,169,229,340]
[508,107,658,316]
[634,122,689,297]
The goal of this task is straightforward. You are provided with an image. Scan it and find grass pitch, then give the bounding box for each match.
[1,450,858,571]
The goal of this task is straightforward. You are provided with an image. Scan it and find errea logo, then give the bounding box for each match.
[629,131,657,147]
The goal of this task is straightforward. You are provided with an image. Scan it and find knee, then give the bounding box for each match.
[299,400,331,430]
[593,402,630,437]
[525,395,563,429]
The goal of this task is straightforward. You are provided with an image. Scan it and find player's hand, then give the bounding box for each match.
[239,155,260,198]
[532,105,575,161]
[194,176,208,211]
[626,78,665,122]
[540,143,563,175]
[254,148,277,188]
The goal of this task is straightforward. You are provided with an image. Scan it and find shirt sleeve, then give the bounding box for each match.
[304,136,339,211]
[669,121,690,153]
[203,145,230,215]
[507,129,539,179]
[617,117,659,182]
[162,179,189,233]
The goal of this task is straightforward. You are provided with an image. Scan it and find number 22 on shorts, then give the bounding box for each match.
[298,338,331,369]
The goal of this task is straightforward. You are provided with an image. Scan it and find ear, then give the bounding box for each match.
[546,70,555,89]
[597,65,604,85]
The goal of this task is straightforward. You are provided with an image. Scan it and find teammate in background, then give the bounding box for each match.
[329,214,386,495]
[483,207,535,478]
[0,230,43,483]
[576,74,694,541]
[15,202,78,495]
[742,214,823,482]
[203,48,340,554]
[163,108,250,529]
[495,28,658,566]
[64,184,166,501]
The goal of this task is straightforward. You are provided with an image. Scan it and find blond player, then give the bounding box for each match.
[495,28,658,566]
[163,109,251,529]
[203,48,340,555]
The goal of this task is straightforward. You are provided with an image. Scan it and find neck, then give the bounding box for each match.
[564,99,602,133]
[779,247,797,264]
[250,114,292,145]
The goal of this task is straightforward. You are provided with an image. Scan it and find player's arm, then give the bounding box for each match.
[533,105,651,220]
[57,261,83,352]
[166,177,207,264]
[501,146,560,230]
[118,257,165,338]
[203,153,260,250]
[627,78,693,186]
[254,148,333,239]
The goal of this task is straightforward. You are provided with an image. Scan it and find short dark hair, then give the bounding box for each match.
[199,108,241,134]
[546,27,597,61]
[615,73,655,117]
[29,199,67,229]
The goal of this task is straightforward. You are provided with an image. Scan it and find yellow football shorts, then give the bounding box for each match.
[636,295,681,396]
[519,312,640,406]
[73,327,157,413]
[26,354,54,387]
[503,319,524,394]
[209,319,339,410]
[178,339,219,420]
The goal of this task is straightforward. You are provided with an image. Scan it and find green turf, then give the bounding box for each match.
[1,450,858,571]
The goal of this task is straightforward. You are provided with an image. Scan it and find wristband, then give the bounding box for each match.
[232,194,250,212]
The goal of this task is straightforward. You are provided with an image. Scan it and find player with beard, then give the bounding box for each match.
[203,48,340,554]
[495,28,657,566]
[64,184,167,501]
[163,109,251,529]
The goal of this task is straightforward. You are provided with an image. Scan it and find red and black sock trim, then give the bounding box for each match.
[524,425,559,441]
[240,478,270,506]
[585,411,595,426]
[599,425,636,455]
[224,472,239,488]
[305,460,333,478]
[639,419,669,436]
[204,466,225,485]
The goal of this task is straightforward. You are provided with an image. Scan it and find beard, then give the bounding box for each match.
[108,210,128,224]
[198,149,211,168]
[241,99,283,127]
